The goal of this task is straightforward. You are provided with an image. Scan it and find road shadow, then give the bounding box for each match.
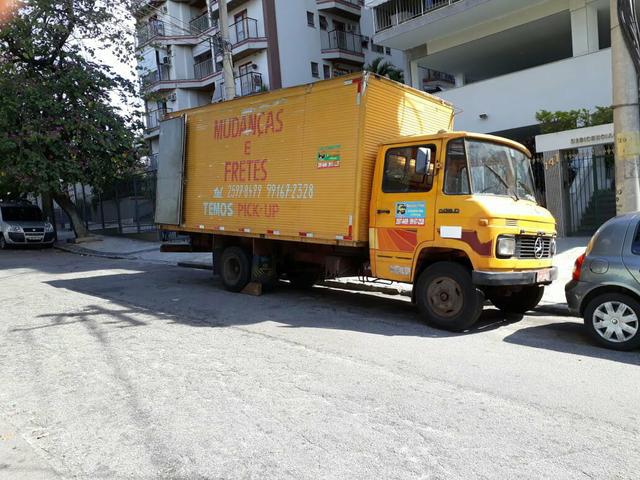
[503,320,640,365]
[34,253,526,340]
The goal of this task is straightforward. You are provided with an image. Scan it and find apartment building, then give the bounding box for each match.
[134,0,405,164]
[370,0,616,235]
[370,0,612,139]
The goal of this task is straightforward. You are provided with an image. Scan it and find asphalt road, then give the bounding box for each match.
[1,249,639,480]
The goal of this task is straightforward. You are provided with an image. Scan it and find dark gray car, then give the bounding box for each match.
[565,213,640,351]
[0,202,56,249]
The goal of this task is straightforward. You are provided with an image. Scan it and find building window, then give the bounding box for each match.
[323,64,331,79]
[307,11,315,27]
[311,62,319,78]
[385,47,391,55]
[371,43,384,54]
[319,15,327,31]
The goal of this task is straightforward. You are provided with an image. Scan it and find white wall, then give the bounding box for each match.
[438,48,612,133]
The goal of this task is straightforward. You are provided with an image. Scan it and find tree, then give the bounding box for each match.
[364,57,404,83]
[535,106,614,135]
[0,0,143,238]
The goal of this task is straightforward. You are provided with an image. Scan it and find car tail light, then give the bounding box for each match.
[572,252,586,281]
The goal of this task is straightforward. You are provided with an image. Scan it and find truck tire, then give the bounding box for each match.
[489,286,544,314]
[220,246,252,292]
[415,262,483,332]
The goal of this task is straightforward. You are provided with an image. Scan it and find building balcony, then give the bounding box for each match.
[144,108,172,138]
[189,12,218,35]
[140,65,171,92]
[316,0,363,21]
[210,0,250,12]
[321,30,365,64]
[372,0,538,50]
[212,71,265,102]
[194,57,215,79]
[227,17,268,60]
[436,49,612,134]
[136,20,165,47]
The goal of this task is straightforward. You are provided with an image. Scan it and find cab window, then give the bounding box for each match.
[444,138,471,195]
[382,145,436,193]
[632,221,640,255]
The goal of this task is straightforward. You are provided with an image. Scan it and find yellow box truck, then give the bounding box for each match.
[156,73,557,331]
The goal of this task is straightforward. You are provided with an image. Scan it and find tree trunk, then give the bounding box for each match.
[52,190,89,239]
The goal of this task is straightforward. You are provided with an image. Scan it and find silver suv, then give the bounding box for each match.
[0,202,55,249]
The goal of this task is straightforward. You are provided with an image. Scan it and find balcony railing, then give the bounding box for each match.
[137,20,165,45]
[194,57,215,79]
[140,64,171,90]
[317,0,363,7]
[145,107,171,131]
[229,17,260,45]
[190,12,213,34]
[321,30,364,55]
[236,71,263,96]
[374,0,462,33]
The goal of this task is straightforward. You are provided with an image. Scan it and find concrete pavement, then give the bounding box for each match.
[1,249,638,479]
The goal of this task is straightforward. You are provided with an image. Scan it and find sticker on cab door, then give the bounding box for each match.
[395,201,425,226]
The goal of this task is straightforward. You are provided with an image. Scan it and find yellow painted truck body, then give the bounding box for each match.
[158,72,558,331]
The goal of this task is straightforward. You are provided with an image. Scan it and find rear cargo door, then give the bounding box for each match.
[371,142,440,282]
[155,115,186,225]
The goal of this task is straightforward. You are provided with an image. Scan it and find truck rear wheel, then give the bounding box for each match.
[415,262,483,332]
[220,246,252,292]
[489,286,544,314]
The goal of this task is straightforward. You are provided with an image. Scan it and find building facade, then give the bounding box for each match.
[370,0,612,140]
[133,0,405,164]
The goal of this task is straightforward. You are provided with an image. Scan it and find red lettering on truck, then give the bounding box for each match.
[213,109,284,141]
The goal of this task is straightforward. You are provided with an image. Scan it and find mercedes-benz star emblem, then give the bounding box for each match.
[534,237,545,259]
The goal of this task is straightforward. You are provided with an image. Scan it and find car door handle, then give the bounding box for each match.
[377,209,391,214]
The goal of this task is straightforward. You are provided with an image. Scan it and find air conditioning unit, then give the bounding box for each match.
[161,6,168,13]
[161,56,171,65]
[167,92,177,102]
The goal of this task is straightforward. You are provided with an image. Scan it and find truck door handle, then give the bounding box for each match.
[377,209,391,214]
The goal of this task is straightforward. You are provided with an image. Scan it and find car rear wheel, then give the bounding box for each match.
[220,246,252,292]
[489,286,544,314]
[415,262,484,332]
[583,293,640,351]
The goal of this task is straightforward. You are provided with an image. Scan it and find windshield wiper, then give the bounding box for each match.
[483,164,519,201]
[517,180,537,202]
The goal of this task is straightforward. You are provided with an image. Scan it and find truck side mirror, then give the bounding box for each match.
[415,147,431,175]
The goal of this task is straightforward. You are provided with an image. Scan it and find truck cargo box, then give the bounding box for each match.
[156,72,454,246]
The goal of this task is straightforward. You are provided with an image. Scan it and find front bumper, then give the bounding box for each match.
[4,232,55,245]
[472,267,558,286]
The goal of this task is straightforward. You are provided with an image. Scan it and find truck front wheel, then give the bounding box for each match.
[220,246,252,292]
[489,286,544,314]
[415,262,484,332]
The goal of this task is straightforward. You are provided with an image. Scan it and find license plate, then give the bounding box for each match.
[536,269,551,282]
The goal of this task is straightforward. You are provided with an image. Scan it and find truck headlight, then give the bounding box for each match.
[496,235,516,258]
[44,222,54,233]
[8,225,23,233]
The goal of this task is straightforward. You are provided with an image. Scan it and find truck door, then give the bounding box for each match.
[371,142,440,282]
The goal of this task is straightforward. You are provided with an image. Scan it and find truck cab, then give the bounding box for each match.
[370,132,557,330]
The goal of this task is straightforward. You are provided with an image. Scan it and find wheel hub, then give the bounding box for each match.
[427,277,463,318]
[592,301,639,343]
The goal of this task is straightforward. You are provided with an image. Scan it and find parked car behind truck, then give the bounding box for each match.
[156,73,557,331]
[0,201,55,249]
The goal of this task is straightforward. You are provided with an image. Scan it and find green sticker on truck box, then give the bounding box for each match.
[317,144,341,169]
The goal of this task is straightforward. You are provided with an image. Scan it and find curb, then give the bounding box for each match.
[54,243,131,260]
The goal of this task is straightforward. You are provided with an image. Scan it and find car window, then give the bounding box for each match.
[382,145,436,193]
[444,139,470,195]
[632,221,640,255]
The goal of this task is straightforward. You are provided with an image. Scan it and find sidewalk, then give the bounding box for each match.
[55,234,587,311]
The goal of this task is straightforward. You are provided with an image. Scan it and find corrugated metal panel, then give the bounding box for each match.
[176,73,453,245]
[180,75,364,243]
[355,75,454,240]
[155,116,186,225]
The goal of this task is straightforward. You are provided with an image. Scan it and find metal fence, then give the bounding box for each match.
[54,171,160,237]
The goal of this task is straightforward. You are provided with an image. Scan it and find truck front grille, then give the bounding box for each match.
[516,235,553,259]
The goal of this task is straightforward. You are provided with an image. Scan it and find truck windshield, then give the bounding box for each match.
[465,139,537,202]
[1,206,44,222]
